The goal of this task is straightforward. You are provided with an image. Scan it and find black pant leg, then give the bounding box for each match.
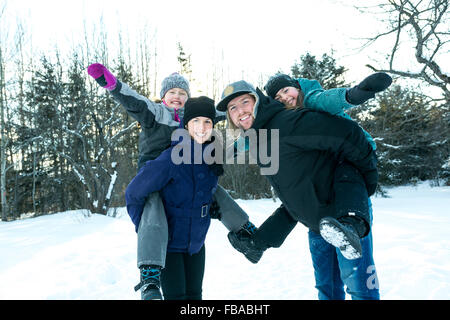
[161,252,186,300]
[184,245,206,300]
[333,161,370,235]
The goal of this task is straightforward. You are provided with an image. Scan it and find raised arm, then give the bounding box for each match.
[87,63,178,129]
[300,72,392,114]
[299,78,351,115]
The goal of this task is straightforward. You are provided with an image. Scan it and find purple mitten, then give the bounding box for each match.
[87,63,117,91]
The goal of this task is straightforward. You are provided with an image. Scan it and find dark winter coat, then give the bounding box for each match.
[250,89,378,233]
[125,131,219,255]
[111,81,226,170]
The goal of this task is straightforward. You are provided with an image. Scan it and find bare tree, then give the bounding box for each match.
[360,0,449,100]
[60,56,138,215]
[0,41,8,221]
[1,2,11,220]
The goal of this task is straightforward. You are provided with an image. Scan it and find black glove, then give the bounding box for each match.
[209,200,222,220]
[346,72,392,105]
[362,169,378,197]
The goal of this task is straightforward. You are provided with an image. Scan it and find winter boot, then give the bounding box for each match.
[319,216,363,260]
[134,265,163,300]
[338,215,369,238]
[228,227,267,264]
[346,72,392,105]
[241,221,257,235]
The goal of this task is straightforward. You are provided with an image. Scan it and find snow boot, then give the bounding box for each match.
[228,228,266,264]
[134,265,163,300]
[241,220,257,235]
[319,216,363,260]
[346,72,392,105]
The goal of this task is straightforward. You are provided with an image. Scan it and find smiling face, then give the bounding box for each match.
[163,88,189,109]
[227,93,256,130]
[187,116,214,144]
[274,86,300,108]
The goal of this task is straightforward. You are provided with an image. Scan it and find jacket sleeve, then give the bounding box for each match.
[299,79,378,151]
[298,78,354,115]
[286,110,378,194]
[125,151,173,229]
[110,81,179,129]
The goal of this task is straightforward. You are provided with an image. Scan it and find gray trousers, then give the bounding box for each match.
[137,184,249,268]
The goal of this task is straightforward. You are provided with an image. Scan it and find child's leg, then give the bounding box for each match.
[137,192,168,268]
[253,205,297,248]
[333,161,371,237]
[213,184,250,232]
[227,205,297,264]
[318,161,371,260]
[184,246,206,300]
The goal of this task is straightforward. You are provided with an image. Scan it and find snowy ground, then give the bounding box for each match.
[0,182,449,300]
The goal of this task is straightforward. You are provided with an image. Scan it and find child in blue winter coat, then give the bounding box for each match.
[126,96,222,300]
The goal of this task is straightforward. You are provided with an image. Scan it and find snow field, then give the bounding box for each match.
[0,183,449,299]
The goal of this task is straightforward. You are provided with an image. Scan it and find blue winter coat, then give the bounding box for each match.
[125,132,219,255]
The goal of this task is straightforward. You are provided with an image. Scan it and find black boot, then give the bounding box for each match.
[228,229,267,264]
[346,72,392,105]
[319,216,363,260]
[134,265,163,300]
[339,215,369,238]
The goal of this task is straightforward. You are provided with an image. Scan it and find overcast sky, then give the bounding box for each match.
[1,0,428,95]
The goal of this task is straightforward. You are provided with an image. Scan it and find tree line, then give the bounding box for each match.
[1,49,448,221]
[1,0,448,221]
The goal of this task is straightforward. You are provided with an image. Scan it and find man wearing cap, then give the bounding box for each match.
[218,81,380,300]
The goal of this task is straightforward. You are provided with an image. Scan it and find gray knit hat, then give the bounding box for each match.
[160,73,191,99]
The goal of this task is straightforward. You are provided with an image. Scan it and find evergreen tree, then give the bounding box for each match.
[176,42,193,82]
[350,85,450,186]
[290,52,348,89]
[23,55,66,215]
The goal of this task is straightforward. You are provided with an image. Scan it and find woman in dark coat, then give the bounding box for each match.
[125,96,222,300]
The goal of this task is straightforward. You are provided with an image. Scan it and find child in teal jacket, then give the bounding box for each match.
[264,73,392,151]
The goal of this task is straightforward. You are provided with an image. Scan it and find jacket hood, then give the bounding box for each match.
[250,88,286,130]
